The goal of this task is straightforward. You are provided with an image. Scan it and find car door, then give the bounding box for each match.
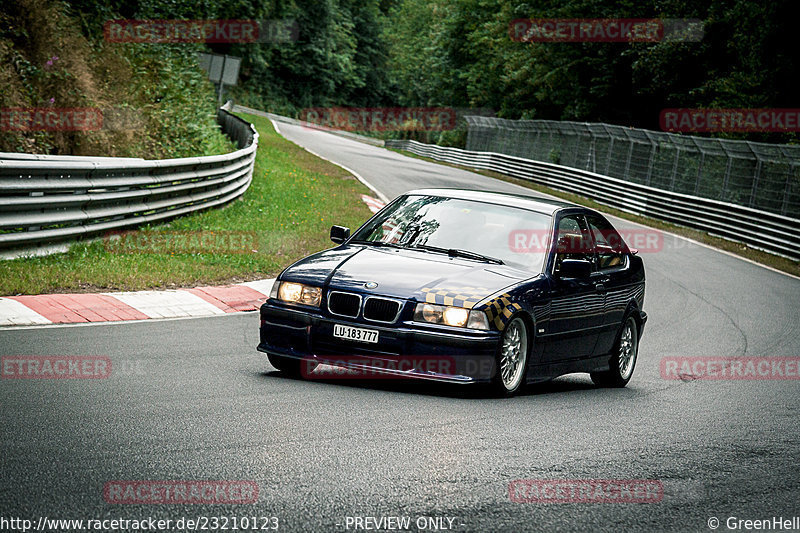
[540,212,605,362]
[585,213,636,355]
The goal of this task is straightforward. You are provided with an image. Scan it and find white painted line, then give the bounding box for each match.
[307,147,390,204]
[105,290,226,319]
[270,119,282,135]
[0,297,52,326]
[240,278,277,297]
[268,118,389,204]
[0,312,252,331]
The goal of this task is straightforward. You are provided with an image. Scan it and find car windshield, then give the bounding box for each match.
[351,195,552,271]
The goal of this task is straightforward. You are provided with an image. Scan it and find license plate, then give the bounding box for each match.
[333,324,379,344]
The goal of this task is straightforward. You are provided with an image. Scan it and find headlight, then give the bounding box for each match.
[443,306,469,326]
[273,281,322,307]
[414,303,489,330]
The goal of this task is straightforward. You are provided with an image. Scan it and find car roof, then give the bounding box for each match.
[404,188,579,216]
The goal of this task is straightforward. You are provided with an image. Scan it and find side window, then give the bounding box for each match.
[586,214,627,270]
[553,214,592,274]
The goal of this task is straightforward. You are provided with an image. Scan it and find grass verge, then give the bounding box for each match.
[388,148,800,278]
[0,112,373,295]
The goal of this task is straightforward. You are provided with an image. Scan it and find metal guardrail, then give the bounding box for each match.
[0,104,258,254]
[231,104,385,147]
[386,139,800,261]
[465,116,800,220]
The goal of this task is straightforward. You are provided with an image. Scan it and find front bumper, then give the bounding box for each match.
[257,301,500,383]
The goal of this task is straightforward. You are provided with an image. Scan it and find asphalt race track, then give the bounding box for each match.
[2,122,799,532]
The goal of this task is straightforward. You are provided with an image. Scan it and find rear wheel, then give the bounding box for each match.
[492,317,529,396]
[267,354,316,378]
[591,315,638,387]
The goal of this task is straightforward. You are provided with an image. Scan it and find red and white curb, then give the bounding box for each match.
[0,279,275,327]
[0,198,386,327]
[361,194,386,213]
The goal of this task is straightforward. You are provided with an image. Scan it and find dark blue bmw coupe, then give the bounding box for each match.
[258,189,647,396]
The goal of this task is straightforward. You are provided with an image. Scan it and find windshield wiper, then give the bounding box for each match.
[411,244,504,265]
[350,239,406,249]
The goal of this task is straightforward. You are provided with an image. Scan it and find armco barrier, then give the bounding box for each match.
[385,139,800,261]
[0,103,257,255]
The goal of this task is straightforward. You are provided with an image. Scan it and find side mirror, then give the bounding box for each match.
[330,225,350,244]
[557,258,591,279]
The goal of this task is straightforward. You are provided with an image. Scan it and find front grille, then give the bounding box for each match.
[363,297,401,323]
[328,292,361,317]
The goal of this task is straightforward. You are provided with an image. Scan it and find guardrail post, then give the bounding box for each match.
[645,143,656,186]
[622,138,634,180]
[780,167,793,216]
[750,159,763,208]
[694,151,705,196]
[720,157,732,201]
[605,136,615,176]
[669,145,681,191]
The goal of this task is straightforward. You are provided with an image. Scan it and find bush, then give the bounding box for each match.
[0,0,234,157]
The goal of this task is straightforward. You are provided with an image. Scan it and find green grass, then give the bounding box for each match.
[388,148,800,278]
[0,112,373,295]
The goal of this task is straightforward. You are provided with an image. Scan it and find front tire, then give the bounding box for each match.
[492,317,530,396]
[591,315,638,387]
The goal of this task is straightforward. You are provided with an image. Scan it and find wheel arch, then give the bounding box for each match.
[501,310,537,362]
[623,299,643,338]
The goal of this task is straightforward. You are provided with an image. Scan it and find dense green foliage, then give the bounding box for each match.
[228,0,798,142]
[0,0,234,156]
[3,0,795,154]
[62,0,395,115]
[383,0,798,142]
[227,0,394,114]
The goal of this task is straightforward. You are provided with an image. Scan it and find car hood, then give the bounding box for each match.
[281,245,534,303]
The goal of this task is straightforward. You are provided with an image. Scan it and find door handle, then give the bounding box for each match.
[594,282,606,292]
